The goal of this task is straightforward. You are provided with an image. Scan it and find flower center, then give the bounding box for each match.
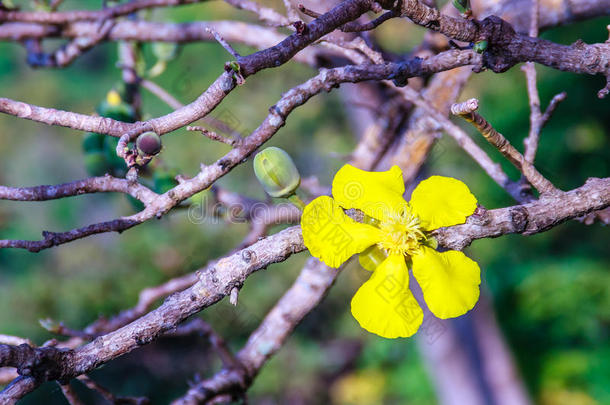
[377,207,425,257]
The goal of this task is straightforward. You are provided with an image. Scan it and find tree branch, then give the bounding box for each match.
[378,0,610,96]
[1,226,306,401]
[0,175,157,204]
[0,0,206,24]
[434,177,610,250]
[451,98,558,195]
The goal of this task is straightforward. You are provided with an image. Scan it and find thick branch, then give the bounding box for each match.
[0,226,305,401]
[377,0,610,94]
[434,177,610,250]
[0,0,374,139]
[0,175,157,204]
[0,49,481,252]
[0,0,205,24]
[173,258,341,404]
[3,178,608,400]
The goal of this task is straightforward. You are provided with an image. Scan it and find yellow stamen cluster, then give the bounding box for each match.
[377,206,425,256]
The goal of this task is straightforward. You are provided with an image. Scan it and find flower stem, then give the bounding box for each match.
[287,193,306,211]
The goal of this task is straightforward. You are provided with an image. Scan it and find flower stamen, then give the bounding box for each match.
[377,206,425,257]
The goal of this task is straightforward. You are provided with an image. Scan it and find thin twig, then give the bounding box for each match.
[58,382,85,405]
[282,0,299,21]
[521,63,542,163]
[297,4,321,19]
[540,91,567,129]
[451,98,558,195]
[298,4,396,32]
[521,0,543,163]
[140,79,183,110]
[224,0,290,26]
[187,125,238,146]
[168,319,241,370]
[341,10,398,32]
[76,375,150,405]
[205,27,241,58]
[393,85,530,202]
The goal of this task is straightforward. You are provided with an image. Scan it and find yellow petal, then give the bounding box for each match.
[358,245,388,272]
[351,254,423,338]
[412,246,481,319]
[409,176,477,231]
[332,164,408,222]
[301,196,382,268]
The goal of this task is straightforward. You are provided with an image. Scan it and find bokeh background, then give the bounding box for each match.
[0,0,609,403]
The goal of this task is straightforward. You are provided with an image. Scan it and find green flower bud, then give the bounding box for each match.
[228,61,240,72]
[473,40,488,53]
[253,147,301,198]
[452,0,470,13]
[152,42,179,62]
[136,132,163,156]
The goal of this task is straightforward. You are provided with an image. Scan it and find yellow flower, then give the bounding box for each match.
[301,164,481,338]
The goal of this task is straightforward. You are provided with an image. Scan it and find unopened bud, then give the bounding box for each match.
[452,0,470,14]
[473,40,488,53]
[152,42,179,62]
[136,132,163,156]
[253,147,300,198]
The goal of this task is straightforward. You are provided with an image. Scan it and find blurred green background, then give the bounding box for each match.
[0,1,608,404]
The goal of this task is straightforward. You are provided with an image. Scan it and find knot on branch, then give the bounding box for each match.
[0,344,75,382]
[509,206,528,233]
[392,57,424,87]
[478,16,519,73]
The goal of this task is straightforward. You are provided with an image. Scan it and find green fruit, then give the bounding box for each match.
[136,132,162,156]
[253,147,301,198]
[84,152,110,176]
[82,132,105,153]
